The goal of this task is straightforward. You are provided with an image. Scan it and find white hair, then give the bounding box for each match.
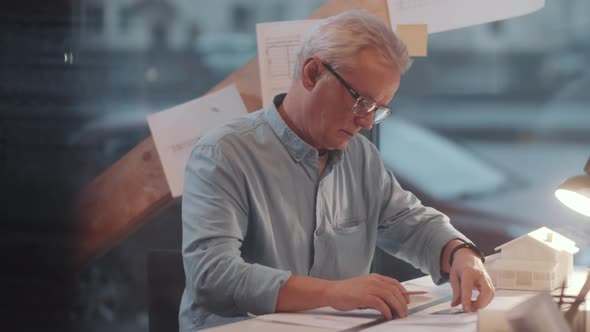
[293,10,412,81]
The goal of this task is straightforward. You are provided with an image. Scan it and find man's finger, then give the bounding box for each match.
[390,286,410,317]
[368,295,393,321]
[473,276,495,310]
[450,272,461,307]
[375,279,410,304]
[374,275,410,303]
[369,287,408,317]
[461,273,474,312]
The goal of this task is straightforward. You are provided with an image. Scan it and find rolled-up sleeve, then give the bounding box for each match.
[182,143,291,316]
[376,165,468,285]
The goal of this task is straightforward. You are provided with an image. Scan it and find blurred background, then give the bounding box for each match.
[1,0,588,331]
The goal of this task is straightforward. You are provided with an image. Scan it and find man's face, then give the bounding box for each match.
[302,48,401,151]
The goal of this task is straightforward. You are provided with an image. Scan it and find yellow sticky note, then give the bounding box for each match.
[396,24,428,57]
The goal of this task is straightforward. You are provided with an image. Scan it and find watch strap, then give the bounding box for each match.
[449,239,486,267]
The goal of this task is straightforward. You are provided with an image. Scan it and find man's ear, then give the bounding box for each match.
[301,57,321,91]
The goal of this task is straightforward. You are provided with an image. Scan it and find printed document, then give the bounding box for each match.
[147,84,247,197]
[256,19,318,107]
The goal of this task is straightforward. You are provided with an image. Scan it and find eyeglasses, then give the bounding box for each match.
[321,62,392,124]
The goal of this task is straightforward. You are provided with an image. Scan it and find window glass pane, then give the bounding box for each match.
[516,271,533,287]
[534,272,550,281]
[378,0,590,266]
[1,1,326,330]
[380,118,508,200]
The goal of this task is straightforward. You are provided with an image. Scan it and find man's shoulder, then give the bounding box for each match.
[197,109,266,148]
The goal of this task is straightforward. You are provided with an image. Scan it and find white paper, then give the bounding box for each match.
[404,277,453,299]
[257,307,381,330]
[256,20,318,107]
[364,301,477,332]
[364,317,476,332]
[387,0,545,34]
[365,276,478,331]
[255,276,474,331]
[147,85,248,197]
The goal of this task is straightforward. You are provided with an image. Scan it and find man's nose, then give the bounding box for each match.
[355,113,374,130]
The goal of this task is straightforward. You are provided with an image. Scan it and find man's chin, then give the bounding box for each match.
[331,140,351,151]
[323,134,354,151]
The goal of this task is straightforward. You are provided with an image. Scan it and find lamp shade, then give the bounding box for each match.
[555,158,590,217]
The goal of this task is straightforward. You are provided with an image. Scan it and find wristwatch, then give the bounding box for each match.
[449,238,486,267]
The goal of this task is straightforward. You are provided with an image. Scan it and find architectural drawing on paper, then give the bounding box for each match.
[485,227,579,291]
[256,20,317,106]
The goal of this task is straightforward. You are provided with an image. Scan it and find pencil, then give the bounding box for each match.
[403,291,428,295]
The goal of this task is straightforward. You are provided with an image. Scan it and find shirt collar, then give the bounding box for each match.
[265,94,314,163]
[265,93,345,165]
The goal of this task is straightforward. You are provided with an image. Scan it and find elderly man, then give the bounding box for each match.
[179,10,494,331]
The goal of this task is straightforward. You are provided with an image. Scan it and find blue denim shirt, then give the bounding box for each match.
[179,94,467,331]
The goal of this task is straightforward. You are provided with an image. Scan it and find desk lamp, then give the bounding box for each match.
[554,157,590,330]
[555,158,590,217]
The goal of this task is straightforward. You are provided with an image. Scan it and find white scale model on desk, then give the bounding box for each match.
[485,227,579,291]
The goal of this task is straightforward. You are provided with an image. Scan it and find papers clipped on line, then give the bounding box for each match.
[147,84,248,197]
[387,0,545,34]
[257,0,546,106]
[256,19,429,107]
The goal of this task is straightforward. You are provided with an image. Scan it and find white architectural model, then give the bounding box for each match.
[485,227,579,291]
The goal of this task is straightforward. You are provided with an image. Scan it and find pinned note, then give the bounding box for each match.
[396,24,428,56]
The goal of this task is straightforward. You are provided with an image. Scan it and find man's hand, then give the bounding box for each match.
[449,249,495,312]
[324,273,410,320]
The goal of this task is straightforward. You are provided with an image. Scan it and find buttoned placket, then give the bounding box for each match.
[308,153,336,276]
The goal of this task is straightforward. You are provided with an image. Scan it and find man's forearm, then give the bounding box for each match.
[275,276,333,312]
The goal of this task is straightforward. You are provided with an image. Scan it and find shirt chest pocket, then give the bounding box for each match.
[325,217,372,277]
[331,217,366,234]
